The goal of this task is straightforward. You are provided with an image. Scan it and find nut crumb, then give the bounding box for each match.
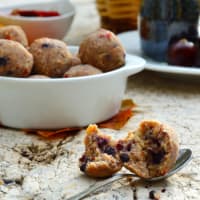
[149,190,160,200]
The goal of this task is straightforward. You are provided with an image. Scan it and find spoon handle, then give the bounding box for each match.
[67,173,136,200]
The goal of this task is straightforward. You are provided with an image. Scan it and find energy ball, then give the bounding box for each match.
[116,120,179,179]
[29,38,74,77]
[0,39,33,77]
[71,55,81,66]
[0,25,28,47]
[63,64,102,78]
[79,29,126,72]
[79,124,123,178]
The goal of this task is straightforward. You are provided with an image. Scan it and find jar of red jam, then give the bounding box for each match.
[138,0,199,62]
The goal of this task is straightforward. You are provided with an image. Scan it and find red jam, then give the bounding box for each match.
[11,9,60,17]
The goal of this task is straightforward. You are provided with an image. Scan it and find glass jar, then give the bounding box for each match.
[96,0,142,34]
[138,0,199,62]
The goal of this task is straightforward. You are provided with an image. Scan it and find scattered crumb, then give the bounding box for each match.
[133,188,137,200]
[161,188,166,193]
[126,176,133,183]
[2,179,14,185]
[149,190,160,200]
[145,184,152,188]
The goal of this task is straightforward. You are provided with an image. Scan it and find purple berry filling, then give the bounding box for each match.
[120,153,130,162]
[103,146,116,156]
[96,137,108,149]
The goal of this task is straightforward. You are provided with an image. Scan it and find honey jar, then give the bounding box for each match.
[96,0,142,34]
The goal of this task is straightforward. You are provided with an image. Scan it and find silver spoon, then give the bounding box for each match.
[67,148,192,200]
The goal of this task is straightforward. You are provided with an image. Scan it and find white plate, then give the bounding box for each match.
[117,31,200,79]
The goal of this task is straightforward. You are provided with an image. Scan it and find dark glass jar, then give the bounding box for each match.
[138,0,199,62]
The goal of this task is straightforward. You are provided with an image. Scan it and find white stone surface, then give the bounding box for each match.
[0,0,200,199]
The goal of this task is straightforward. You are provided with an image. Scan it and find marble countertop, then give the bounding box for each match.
[0,0,200,199]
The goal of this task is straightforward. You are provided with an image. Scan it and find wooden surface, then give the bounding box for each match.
[0,0,200,199]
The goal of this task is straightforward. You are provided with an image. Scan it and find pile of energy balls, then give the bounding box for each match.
[0,26,126,78]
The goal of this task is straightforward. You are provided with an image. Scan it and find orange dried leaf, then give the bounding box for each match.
[98,109,133,130]
[24,127,81,138]
[98,99,135,130]
[121,99,136,110]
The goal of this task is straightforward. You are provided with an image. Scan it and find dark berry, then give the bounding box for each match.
[79,154,86,162]
[97,137,108,149]
[116,143,124,151]
[80,163,87,172]
[41,43,50,48]
[151,150,165,164]
[103,146,116,156]
[126,143,132,151]
[0,57,7,66]
[120,153,130,162]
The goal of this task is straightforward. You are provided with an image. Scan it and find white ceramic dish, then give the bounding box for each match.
[0,0,75,43]
[0,46,145,130]
[118,31,200,79]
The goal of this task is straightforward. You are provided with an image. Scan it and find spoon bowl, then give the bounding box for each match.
[67,148,192,200]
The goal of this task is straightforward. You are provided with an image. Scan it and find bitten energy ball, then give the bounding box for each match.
[29,38,75,77]
[0,39,33,77]
[79,29,126,72]
[0,25,28,47]
[63,64,102,77]
[79,124,123,178]
[117,120,179,179]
